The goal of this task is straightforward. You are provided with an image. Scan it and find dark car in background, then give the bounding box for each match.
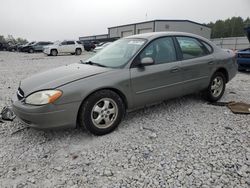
[7,43,20,52]
[18,41,36,52]
[237,48,250,71]
[83,41,96,51]
[236,27,250,71]
[0,42,10,51]
[22,41,53,53]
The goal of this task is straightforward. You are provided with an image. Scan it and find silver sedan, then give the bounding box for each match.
[12,32,237,135]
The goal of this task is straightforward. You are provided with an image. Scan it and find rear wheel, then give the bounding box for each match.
[51,49,58,56]
[75,48,82,55]
[78,90,125,135]
[204,72,226,102]
[29,48,34,53]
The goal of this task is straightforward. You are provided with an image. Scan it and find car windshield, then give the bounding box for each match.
[85,38,146,68]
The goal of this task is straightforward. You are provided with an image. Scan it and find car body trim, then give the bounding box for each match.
[136,76,208,94]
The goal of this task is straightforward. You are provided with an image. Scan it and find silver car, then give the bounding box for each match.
[12,32,237,135]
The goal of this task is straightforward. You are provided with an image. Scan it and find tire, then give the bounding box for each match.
[203,72,226,102]
[75,48,82,55]
[51,49,58,56]
[29,48,34,53]
[78,90,125,135]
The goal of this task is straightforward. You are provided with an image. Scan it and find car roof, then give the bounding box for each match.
[126,31,207,41]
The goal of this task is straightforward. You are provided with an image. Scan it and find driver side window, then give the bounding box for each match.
[140,37,177,64]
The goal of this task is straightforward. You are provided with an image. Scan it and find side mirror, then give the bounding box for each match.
[140,57,154,66]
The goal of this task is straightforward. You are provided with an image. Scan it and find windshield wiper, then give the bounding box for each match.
[80,60,107,67]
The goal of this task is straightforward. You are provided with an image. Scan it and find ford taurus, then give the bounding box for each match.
[12,32,237,135]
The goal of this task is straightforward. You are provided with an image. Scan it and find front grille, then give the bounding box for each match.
[17,87,25,100]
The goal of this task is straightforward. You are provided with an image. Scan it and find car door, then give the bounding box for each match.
[130,37,183,108]
[175,36,214,94]
[33,42,41,51]
[66,41,75,53]
[58,41,68,53]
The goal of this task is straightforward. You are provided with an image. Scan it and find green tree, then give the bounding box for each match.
[0,35,6,43]
[207,16,249,38]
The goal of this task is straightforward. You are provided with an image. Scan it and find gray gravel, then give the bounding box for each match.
[0,51,249,188]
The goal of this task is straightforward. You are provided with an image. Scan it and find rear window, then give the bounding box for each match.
[176,37,207,60]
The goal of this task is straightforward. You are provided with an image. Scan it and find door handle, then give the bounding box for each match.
[170,67,180,73]
[208,61,214,65]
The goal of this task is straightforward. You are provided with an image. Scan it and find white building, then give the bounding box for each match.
[79,19,211,42]
[108,20,211,39]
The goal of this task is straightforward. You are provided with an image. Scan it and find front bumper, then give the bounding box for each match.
[12,94,80,129]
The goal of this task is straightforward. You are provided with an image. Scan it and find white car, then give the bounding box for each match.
[93,42,112,53]
[43,40,83,56]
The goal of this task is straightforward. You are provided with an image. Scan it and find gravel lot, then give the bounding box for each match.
[0,51,249,188]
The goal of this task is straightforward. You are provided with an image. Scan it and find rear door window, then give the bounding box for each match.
[176,37,207,60]
[67,41,75,45]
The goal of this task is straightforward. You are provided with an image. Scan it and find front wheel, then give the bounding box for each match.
[204,72,226,102]
[78,90,125,135]
[51,49,58,56]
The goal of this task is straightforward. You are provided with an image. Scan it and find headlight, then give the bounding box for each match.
[25,90,62,105]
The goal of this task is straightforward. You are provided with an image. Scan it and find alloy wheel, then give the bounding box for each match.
[91,98,118,129]
[211,76,224,98]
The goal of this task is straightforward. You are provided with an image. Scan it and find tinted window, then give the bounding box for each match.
[176,37,207,60]
[40,42,48,45]
[67,41,75,45]
[140,37,177,64]
[61,41,67,45]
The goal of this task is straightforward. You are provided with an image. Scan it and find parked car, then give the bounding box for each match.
[236,48,250,71]
[18,42,36,52]
[0,42,10,51]
[7,43,20,52]
[22,41,53,53]
[236,27,250,71]
[93,42,112,53]
[83,41,96,51]
[12,32,237,135]
[43,40,83,56]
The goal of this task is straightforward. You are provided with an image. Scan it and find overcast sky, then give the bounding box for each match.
[0,0,249,41]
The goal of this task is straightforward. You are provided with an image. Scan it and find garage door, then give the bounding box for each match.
[121,30,133,37]
[138,28,153,34]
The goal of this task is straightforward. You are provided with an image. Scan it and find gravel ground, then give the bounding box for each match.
[0,51,249,188]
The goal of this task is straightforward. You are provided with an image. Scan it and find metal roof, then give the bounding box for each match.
[108,19,210,29]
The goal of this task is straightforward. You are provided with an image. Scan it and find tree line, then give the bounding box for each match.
[206,16,250,39]
[0,35,28,45]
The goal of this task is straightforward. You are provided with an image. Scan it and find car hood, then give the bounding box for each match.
[20,63,111,96]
